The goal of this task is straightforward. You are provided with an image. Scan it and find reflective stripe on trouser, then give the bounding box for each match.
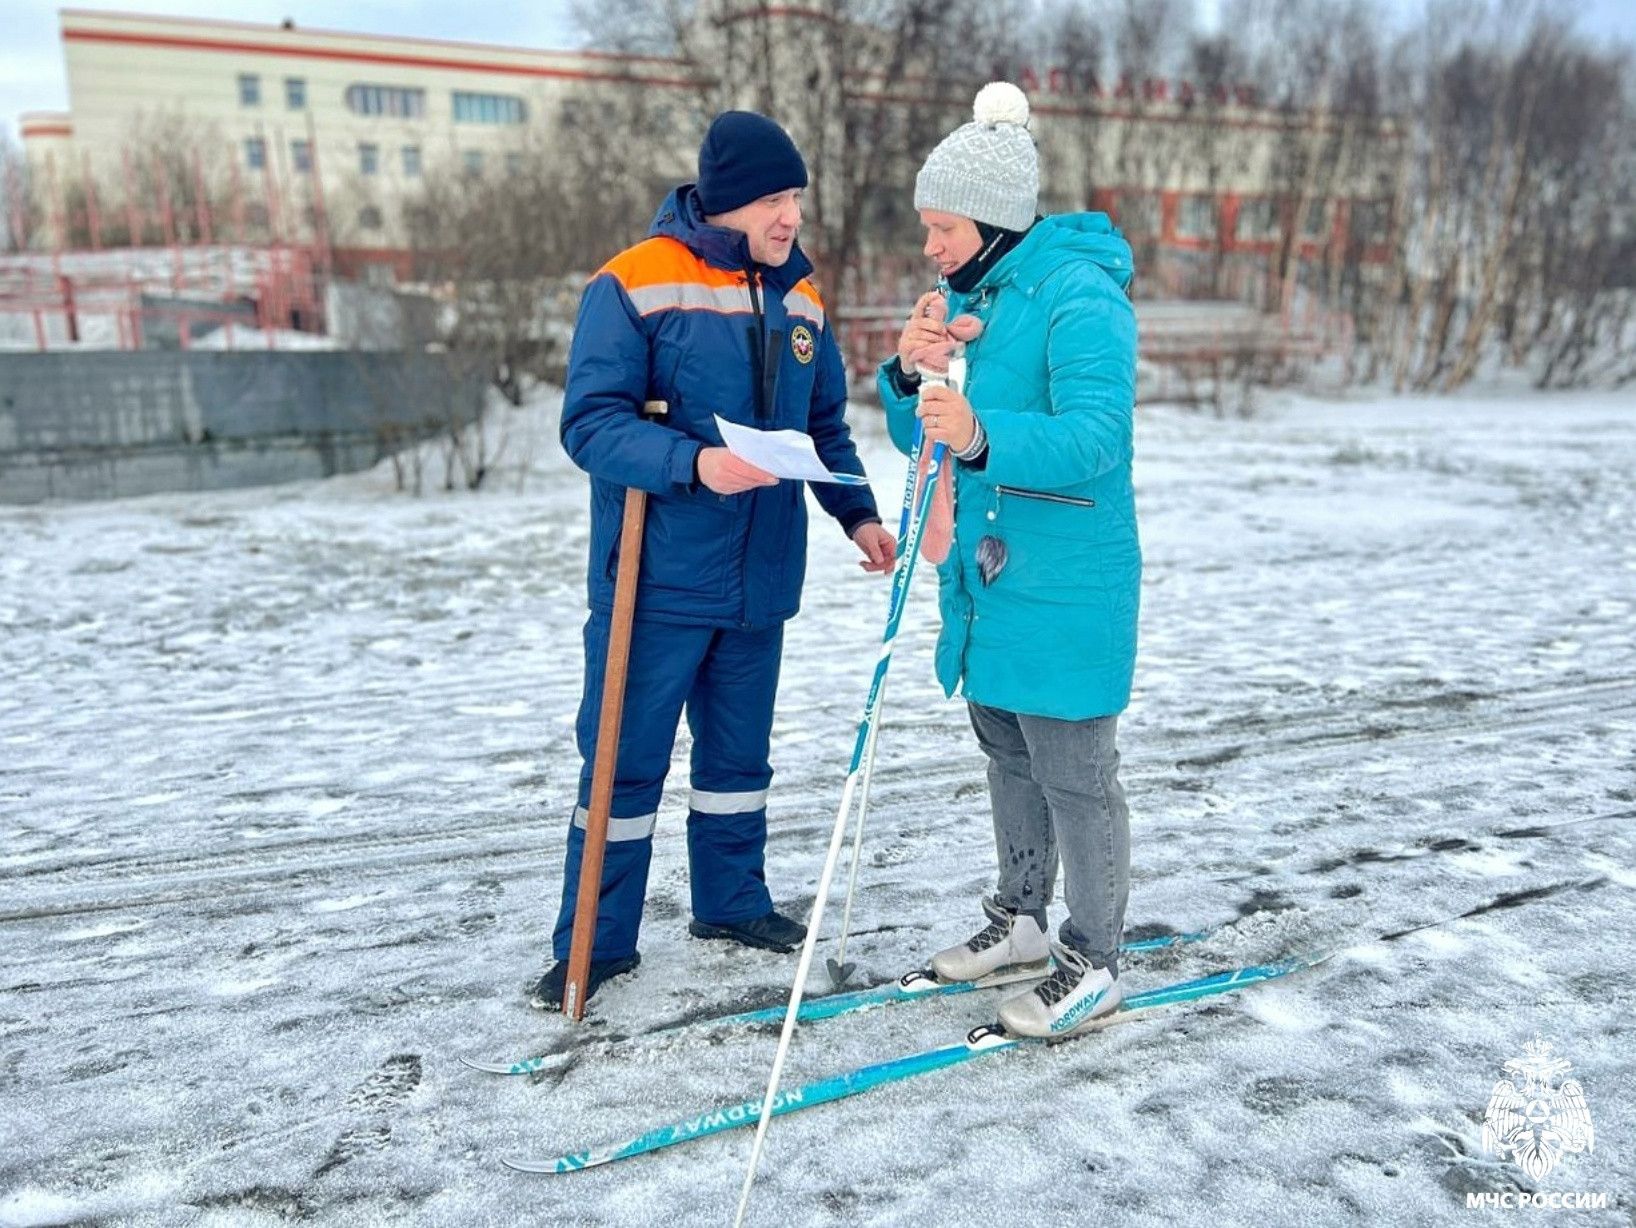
[966,702,1131,974]
[552,615,783,962]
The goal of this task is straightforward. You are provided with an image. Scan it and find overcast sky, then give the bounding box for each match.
[4,0,1634,141]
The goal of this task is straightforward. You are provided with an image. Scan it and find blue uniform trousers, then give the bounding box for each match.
[552,614,784,962]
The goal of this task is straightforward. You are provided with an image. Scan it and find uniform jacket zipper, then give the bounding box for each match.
[746,268,778,426]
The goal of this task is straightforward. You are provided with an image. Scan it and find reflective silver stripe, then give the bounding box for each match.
[626,282,753,317]
[688,788,769,814]
[783,288,826,329]
[572,806,658,842]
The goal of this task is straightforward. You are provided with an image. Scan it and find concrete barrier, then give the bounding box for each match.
[0,350,485,503]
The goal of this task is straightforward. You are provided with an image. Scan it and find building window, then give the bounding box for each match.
[1175,195,1219,240]
[1235,197,1280,241]
[401,145,422,177]
[358,205,384,230]
[462,149,484,177]
[453,91,527,125]
[359,143,379,175]
[238,74,261,106]
[285,77,306,110]
[505,152,524,177]
[244,137,266,170]
[1301,201,1330,239]
[1349,200,1392,244]
[1113,193,1160,237]
[345,84,426,118]
[292,139,312,174]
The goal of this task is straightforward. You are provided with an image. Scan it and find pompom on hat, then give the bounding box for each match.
[696,111,808,216]
[914,82,1039,232]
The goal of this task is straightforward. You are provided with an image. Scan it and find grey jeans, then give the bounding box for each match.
[967,702,1131,974]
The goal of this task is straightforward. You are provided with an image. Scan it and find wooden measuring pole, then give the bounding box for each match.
[563,401,666,1020]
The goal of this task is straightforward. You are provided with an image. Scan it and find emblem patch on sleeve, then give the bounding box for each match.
[790,325,815,364]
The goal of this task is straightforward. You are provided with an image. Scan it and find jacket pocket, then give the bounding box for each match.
[995,485,1095,512]
[986,487,1110,591]
[637,497,736,599]
[995,485,1099,543]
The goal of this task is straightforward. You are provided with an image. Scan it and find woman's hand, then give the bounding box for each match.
[896,291,949,375]
[916,384,977,454]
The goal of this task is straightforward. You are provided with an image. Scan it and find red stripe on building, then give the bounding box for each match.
[60,9,678,66]
[61,28,697,88]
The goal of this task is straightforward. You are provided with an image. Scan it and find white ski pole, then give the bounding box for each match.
[732,434,950,1228]
[827,327,972,988]
[825,418,928,989]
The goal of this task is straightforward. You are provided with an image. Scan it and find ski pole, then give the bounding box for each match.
[733,435,948,1228]
[562,400,665,1021]
[825,419,927,989]
[826,323,974,988]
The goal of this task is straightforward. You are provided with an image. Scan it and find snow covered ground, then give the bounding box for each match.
[1,385,1632,1227]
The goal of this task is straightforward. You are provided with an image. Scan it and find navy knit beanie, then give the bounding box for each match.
[696,111,808,216]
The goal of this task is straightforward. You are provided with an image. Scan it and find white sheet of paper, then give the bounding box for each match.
[713,415,871,485]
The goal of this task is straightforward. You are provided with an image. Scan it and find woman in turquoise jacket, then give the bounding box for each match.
[876,83,1140,1039]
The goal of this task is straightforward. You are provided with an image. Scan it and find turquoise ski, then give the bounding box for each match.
[500,951,1324,1173]
[463,928,1213,1077]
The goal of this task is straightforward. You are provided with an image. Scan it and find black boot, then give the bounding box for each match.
[530,952,641,1010]
[687,909,806,953]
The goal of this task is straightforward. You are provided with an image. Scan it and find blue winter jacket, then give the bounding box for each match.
[877,213,1140,721]
[562,186,880,629]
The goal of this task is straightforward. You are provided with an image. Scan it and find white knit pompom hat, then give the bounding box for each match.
[914,82,1039,232]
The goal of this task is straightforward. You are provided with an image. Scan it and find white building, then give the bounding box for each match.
[18,9,703,279]
[15,7,1394,311]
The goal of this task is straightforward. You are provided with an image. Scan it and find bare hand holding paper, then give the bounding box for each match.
[713,416,871,486]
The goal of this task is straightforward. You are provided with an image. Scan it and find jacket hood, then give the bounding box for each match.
[986,212,1134,295]
[649,184,814,289]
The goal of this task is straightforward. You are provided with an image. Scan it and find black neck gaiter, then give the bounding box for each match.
[945,219,1034,294]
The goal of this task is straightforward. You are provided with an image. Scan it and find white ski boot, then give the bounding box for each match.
[997,941,1122,1038]
[930,896,1050,982]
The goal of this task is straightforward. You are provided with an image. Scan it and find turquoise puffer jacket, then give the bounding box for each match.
[876,213,1140,721]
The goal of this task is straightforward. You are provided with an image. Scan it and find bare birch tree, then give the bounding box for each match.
[0,126,28,253]
[567,0,1025,307]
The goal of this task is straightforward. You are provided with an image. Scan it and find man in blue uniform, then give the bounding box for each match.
[534,111,895,1008]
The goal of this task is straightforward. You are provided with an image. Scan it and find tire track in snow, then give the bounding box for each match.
[4,673,1632,923]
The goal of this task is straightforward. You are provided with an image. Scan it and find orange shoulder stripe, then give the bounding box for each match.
[599,237,745,292]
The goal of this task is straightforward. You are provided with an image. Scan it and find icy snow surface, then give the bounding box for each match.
[1,387,1632,1227]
